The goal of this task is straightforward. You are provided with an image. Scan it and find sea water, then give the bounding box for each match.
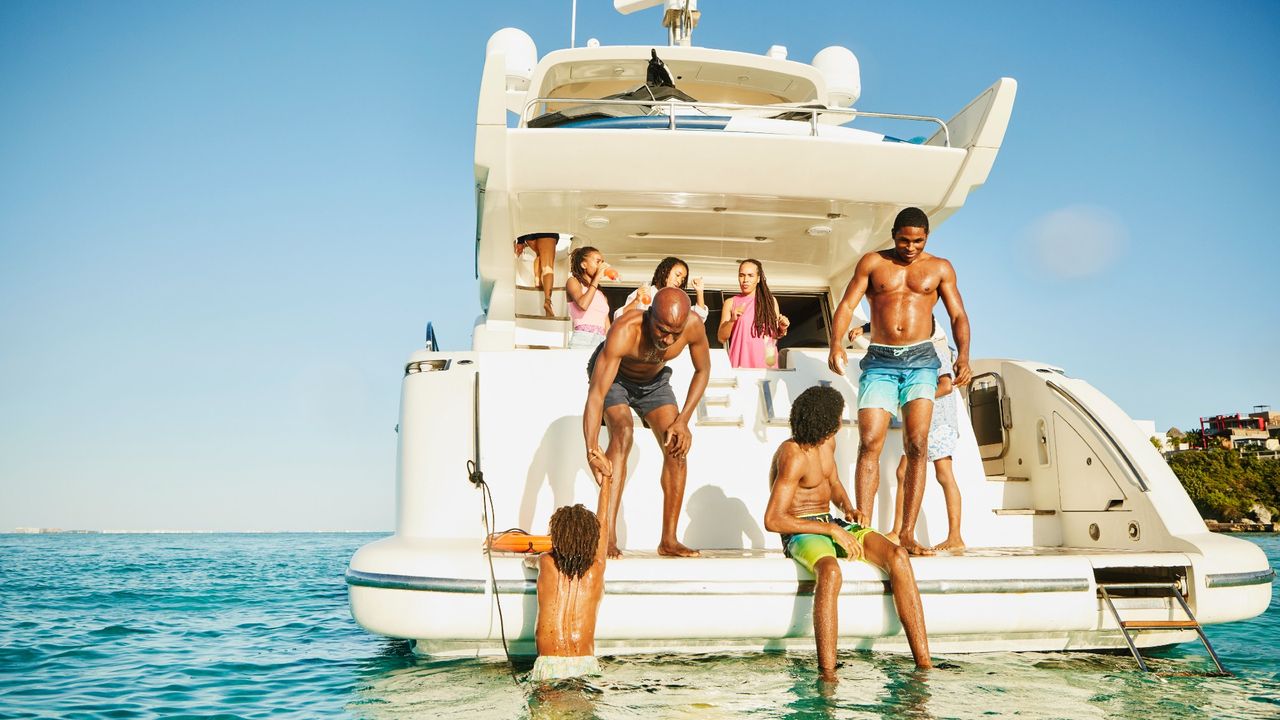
[1,532,1276,719]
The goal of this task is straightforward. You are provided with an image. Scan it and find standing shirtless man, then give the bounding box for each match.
[828,207,971,556]
[584,287,710,558]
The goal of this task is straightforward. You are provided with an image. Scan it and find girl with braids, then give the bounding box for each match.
[718,258,790,368]
[614,256,709,321]
[565,246,614,349]
[530,449,614,681]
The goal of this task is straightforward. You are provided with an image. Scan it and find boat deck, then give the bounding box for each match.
[494,545,1191,560]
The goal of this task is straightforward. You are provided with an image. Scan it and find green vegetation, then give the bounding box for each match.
[1168,449,1280,521]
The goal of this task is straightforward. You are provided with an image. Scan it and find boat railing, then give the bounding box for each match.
[520,97,951,147]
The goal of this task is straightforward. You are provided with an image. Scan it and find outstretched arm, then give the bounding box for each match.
[593,450,614,562]
[937,260,971,386]
[583,330,628,478]
[828,254,874,374]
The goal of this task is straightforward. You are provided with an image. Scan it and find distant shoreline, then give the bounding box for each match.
[4,529,392,535]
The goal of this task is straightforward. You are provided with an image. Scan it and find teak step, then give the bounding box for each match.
[1098,582,1228,675]
[515,313,570,322]
[992,509,1056,515]
[1120,619,1201,629]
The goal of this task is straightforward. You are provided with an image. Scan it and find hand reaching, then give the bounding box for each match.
[587,448,613,485]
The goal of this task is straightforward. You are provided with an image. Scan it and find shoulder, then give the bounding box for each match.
[927,254,955,275]
[538,552,557,574]
[775,440,806,472]
[683,311,708,335]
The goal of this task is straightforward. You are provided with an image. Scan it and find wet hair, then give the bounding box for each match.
[650,257,690,289]
[570,246,600,286]
[789,385,845,446]
[740,258,781,338]
[892,207,930,235]
[548,504,600,579]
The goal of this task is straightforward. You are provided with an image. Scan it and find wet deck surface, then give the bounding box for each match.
[496,546,1191,560]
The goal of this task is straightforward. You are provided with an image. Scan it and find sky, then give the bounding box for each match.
[1,1,1277,532]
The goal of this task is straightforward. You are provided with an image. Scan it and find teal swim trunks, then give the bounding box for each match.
[782,514,878,572]
[857,341,941,418]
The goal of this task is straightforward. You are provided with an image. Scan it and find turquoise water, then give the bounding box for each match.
[2,533,1277,719]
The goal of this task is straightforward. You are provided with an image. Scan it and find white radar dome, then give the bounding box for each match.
[812,45,861,108]
[486,28,537,92]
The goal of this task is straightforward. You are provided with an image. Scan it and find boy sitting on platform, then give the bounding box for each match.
[764,385,933,676]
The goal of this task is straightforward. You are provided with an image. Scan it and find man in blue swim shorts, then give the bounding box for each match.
[765,385,933,675]
[827,207,972,556]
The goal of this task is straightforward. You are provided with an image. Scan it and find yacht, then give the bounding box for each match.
[346,0,1272,667]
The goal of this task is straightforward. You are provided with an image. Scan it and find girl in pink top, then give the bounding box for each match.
[718,259,790,368]
[566,246,613,349]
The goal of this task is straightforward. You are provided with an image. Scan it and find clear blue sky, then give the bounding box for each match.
[2,1,1277,531]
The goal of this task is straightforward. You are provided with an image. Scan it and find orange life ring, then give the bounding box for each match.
[488,531,552,553]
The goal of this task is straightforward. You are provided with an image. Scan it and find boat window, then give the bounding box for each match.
[598,287,831,350]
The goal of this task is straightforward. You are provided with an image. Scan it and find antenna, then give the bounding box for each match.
[570,0,577,48]
[614,0,700,47]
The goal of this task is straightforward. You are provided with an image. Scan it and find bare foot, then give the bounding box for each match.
[607,543,622,559]
[899,539,935,556]
[933,536,966,553]
[657,541,700,558]
[543,298,555,318]
[882,532,900,546]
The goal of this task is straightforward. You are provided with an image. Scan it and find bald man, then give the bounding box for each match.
[584,287,711,558]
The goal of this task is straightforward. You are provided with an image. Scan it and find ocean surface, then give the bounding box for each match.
[2,532,1277,719]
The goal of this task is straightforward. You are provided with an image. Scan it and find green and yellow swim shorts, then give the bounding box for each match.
[781,513,877,573]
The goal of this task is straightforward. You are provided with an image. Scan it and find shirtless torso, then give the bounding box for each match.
[767,438,855,520]
[828,227,970,381]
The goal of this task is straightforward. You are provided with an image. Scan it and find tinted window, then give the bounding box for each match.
[598,287,831,349]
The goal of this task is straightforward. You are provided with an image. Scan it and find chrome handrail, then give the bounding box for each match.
[520,97,951,147]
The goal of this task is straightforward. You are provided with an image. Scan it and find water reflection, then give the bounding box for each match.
[349,643,1280,719]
